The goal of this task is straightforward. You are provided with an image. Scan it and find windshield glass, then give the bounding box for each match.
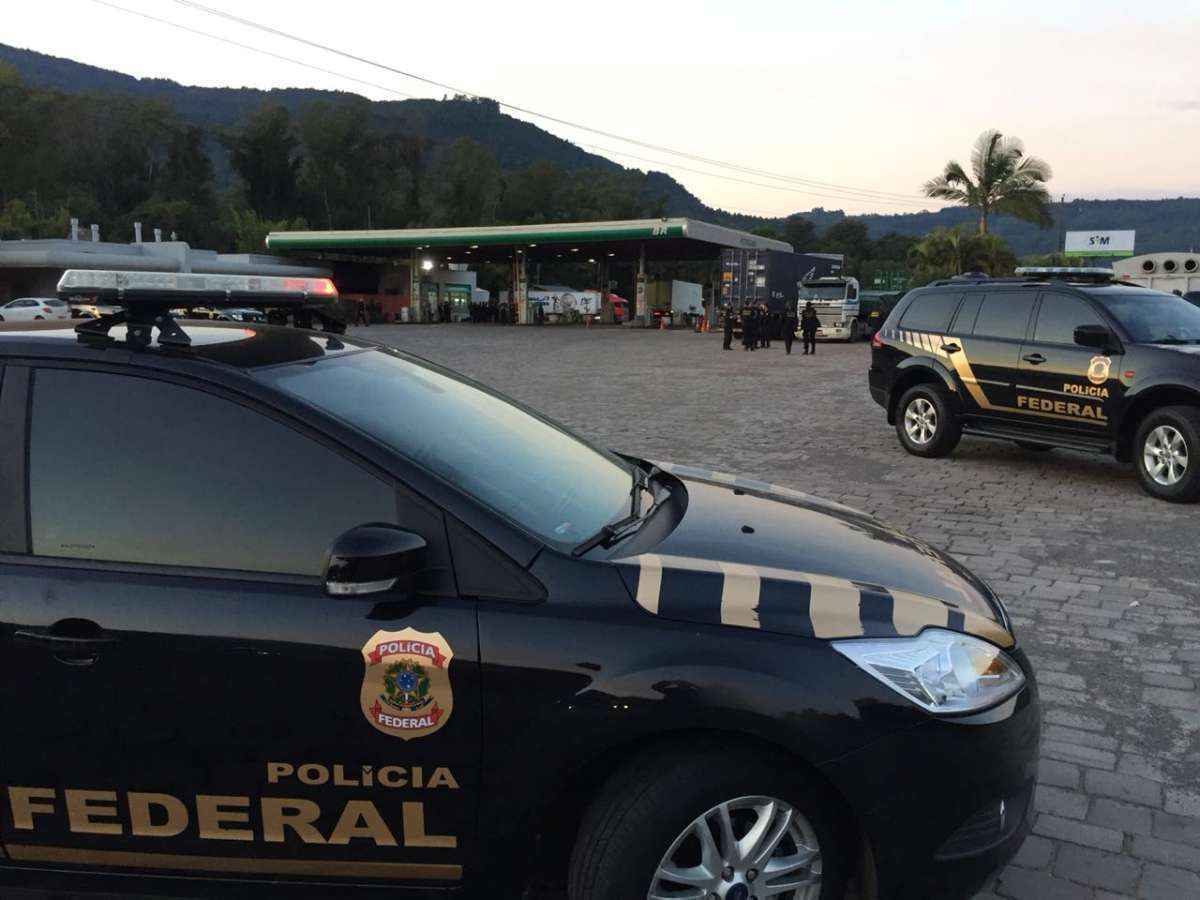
[800,284,848,301]
[1093,288,1200,343]
[255,348,634,549]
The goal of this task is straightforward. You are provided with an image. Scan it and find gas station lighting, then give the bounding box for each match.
[421,258,434,271]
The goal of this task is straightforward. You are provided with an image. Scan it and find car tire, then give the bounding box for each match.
[895,383,961,458]
[568,747,848,900]
[1134,405,1200,502]
[1016,441,1054,452]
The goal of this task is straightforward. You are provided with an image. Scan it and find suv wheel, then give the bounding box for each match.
[895,384,961,458]
[1135,406,1200,502]
[568,748,847,900]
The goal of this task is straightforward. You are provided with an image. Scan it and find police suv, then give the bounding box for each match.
[0,271,1039,899]
[870,268,1200,502]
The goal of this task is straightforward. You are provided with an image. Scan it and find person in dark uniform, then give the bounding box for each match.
[742,308,755,351]
[801,301,819,355]
[760,307,771,349]
[722,307,734,350]
[784,309,798,355]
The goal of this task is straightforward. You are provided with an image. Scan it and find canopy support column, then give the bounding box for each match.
[636,243,648,327]
[410,248,424,323]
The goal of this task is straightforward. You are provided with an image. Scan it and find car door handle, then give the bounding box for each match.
[942,342,961,353]
[1023,353,1047,365]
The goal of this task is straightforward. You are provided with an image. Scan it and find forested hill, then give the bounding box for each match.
[2,42,1198,255]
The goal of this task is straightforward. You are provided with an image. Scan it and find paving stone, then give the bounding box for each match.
[1152,810,1200,848]
[1085,770,1163,807]
[1011,833,1055,870]
[1052,845,1140,892]
[1131,833,1200,871]
[1035,813,1125,852]
[1043,741,1118,770]
[995,866,1093,900]
[1037,786,1090,819]
[1139,863,1200,899]
[1039,759,1082,790]
[1087,798,1153,836]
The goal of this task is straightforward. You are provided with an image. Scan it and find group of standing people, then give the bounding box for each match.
[721,301,821,355]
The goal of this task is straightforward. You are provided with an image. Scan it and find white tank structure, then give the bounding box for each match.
[1113,253,1200,301]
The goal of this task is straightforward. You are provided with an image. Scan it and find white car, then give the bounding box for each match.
[0,297,72,322]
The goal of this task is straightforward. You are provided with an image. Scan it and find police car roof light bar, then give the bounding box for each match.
[58,270,339,349]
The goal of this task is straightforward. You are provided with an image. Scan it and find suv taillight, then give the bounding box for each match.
[871,330,884,349]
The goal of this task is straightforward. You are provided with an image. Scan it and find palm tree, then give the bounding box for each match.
[923,130,1053,234]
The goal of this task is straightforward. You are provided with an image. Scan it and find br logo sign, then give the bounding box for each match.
[360,629,454,740]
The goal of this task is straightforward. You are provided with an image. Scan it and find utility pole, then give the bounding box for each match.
[1057,194,1067,263]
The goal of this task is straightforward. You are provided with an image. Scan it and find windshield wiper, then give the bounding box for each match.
[570,512,643,558]
[572,464,661,557]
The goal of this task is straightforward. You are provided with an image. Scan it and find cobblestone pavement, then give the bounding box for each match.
[362,323,1200,900]
[17,324,1198,900]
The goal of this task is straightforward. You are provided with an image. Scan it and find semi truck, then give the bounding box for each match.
[798,276,862,341]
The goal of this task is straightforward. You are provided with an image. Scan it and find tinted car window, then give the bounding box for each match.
[950,294,983,334]
[29,369,396,575]
[899,292,961,332]
[972,292,1036,340]
[1033,293,1105,345]
[256,348,633,552]
[1091,288,1200,343]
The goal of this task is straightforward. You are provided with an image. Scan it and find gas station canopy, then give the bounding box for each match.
[265,217,794,263]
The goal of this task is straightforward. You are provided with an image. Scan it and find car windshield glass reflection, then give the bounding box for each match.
[256,349,634,550]
[1097,289,1200,343]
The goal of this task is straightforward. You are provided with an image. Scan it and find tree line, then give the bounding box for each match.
[0,68,669,252]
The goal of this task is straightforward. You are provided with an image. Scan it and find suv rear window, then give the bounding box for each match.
[898,292,961,332]
[972,292,1037,341]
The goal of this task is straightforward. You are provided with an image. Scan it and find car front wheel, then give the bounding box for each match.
[568,748,847,900]
[895,384,961,458]
[1135,405,1200,502]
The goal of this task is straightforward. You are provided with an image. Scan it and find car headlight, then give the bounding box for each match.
[832,629,1025,715]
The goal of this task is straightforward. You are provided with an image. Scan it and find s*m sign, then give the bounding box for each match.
[1064,230,1136,258]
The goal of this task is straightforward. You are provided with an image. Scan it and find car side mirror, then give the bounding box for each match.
[324,524,428,597]
[1074,324,1117,351]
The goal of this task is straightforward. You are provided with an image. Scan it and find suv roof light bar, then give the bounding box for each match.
[57,270,340,349]
[1013,266,1116,282]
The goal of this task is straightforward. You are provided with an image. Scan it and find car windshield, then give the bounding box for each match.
[1093,288,1200,343]
[255,348,634,549]
[800,285,848,301]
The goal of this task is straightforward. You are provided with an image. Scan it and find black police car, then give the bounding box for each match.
[870,267,1200,502]
[0,270,1039,899]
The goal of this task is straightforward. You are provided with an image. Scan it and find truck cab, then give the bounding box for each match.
[798,276,862,341]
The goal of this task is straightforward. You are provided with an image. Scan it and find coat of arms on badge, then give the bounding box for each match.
[360,628,454,740]
[1087,355,1112,385]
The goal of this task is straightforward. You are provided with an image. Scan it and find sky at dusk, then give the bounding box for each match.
[5,0,1200,216]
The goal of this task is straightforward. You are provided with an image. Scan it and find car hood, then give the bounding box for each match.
[1146,343,1200,355]
[613,463,1012,648]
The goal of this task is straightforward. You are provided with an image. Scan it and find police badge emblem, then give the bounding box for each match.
[1087,355,1111,386]
[360,628,454,740]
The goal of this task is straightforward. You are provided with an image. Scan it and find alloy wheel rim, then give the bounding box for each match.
[1144,425,1189,486]
[904,397,937,445]
[647,795,821,900]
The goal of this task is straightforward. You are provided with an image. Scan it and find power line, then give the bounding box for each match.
[87,0,416,101]
[578,143,941,210]
[169,0,933,205]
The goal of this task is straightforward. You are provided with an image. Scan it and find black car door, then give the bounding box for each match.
[0,365,479,891]
[1015,291,1123,435]
[948,289,1038,421]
